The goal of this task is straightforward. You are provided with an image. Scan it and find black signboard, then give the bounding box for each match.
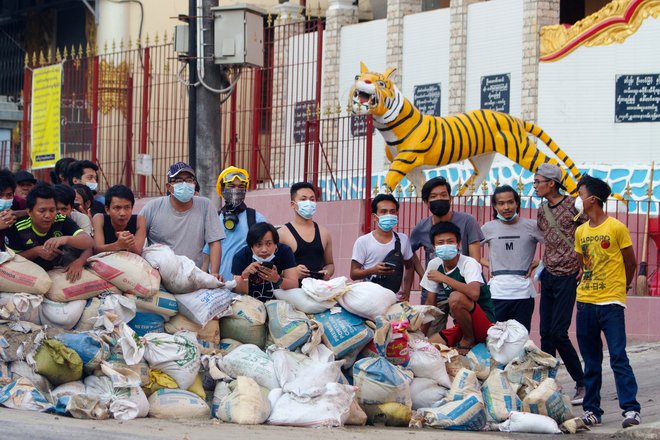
[480,74,510,113]
[414,83,441,116]
[615,74,660,123]
[351,115,369,137]
[293,100,315,143]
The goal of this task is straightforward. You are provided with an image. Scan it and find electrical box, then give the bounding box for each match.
[173,25,189,54]
[211,4,265,67]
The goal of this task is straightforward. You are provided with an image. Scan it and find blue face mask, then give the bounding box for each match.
[86,181,98,192]
[296,200,317,220]
[496,212,518,222]
[172,182,195,203]
[253,253,276,263]
[377,214,398,232]
[435,244,459,261]
[0,198,12,211]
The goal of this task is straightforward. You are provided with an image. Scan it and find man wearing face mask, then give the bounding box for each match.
[350,194,414,300]
[201,166,266,282]
[66,160,105,216]
[481,185,543,332]
[140,162,224,277]
[278,182,335,283]
[535,162,586,405]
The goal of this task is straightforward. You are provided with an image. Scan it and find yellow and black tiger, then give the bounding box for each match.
[349,62,583,194]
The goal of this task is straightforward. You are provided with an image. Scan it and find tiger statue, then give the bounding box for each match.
[349,62,583,195]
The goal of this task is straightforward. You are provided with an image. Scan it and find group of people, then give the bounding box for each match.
[0,158,640,429]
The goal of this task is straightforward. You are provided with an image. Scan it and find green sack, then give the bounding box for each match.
[34,338,83,386]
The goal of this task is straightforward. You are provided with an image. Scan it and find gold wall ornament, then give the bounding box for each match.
[541,0,660,62]
[98,59,130,115]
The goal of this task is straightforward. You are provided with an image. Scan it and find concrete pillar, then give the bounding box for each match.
[521,0,560,123]
[447,0,479,115]
[386,0,422,78]
[96,0,130,53]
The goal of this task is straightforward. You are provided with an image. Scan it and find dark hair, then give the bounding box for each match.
[246,222,279,248]
[577,175,610,208]
[72,183,94,206]
[491,185,521,218]
[371,194,399,214]
[67,160,98,185]
[51,157,76,184]
[53,184,76,207]
[290,182,317,200]
[421,177,452,202]
[26,183,55,210]
[105,185,135,207]
[429,221,461,244]
[0,169,16,192]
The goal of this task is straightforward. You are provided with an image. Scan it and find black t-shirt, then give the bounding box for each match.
[231,243,296,302]
[102,214,138,245]
[6,214,83,271]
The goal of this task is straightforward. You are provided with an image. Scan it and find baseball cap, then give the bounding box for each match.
[535,163,566,190]
[167,162,196,180]
[14,170,37,184]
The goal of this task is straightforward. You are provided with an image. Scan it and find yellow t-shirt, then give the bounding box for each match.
[574,216,632,304]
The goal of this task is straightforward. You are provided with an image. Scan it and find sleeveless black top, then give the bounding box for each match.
[285,222,325,273]
[103,214,138,244]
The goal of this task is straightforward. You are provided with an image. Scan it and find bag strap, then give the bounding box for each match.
[542,202,574,249]
[246,208,257,228]
[392,231,401,253]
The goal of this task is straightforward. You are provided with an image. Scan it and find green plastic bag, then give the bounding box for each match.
[34,338,83,386]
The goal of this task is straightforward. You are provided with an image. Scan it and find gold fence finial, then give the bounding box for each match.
[516,176,525,193]
[63,46,69,60]
[38,50,46,66]
[481,180,489,194]
[624,181,632,199]
[46,47,53,64]
[306,104,312,121]
[119,38,125,51]
[324,102,331,116]
[31,51,37,67]
[86,41,92,57]
[336,100,342,115]
[408,183,416,197]
[145,33,150,46]
[103,40,108,54]
[128,37,133,50]
[24,52,29,67]
[154,32,160,45]
[163,29,169,44]
[372,187,379,197]
[111,39,116,52]
[315,103,321,119]
[394,183,403,197]
[55,47,62,63]
[267,13,273,27]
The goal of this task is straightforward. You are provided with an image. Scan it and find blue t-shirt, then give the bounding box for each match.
[231,243,296,302]
[203,209,266,281]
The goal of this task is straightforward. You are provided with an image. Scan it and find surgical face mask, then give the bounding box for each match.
[496,212,518,222]
[435,244,459,261]
[377,214,398,232]
[0,198,12,211]
[85,181,98,192]
[429,199,450,217]
[574,196,584,213]
[253,253,276,263]
[172,182,195,203]
[222,187,246,207]
[296,200,317,219]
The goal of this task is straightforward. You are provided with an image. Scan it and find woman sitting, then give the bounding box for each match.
[232,222,298,301]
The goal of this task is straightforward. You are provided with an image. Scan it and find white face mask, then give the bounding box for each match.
[253,253,276,263]
[574,196,584,213]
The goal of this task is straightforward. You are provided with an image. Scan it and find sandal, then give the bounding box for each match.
[455,344,474,355]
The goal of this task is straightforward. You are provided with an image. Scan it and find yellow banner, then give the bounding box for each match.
[30,64,62,170]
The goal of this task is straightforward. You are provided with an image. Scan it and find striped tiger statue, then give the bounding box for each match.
[349,63,582,195]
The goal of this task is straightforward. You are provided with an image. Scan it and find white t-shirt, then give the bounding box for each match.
[420,255,483,299]
[488,274,536,300]
[351,231,414,270]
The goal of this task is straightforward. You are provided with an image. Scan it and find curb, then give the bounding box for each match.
[617,422,660,439]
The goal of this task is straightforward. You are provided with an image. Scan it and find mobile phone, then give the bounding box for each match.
[383,262,397,269]
[261,261,274,269]
[309,271,325,280]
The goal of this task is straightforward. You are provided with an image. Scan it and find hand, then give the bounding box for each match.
[296,264,310,280]
[526,259,540,278]
[320,270,330,281]
[34,246,63,261]
[211,273,224,282]
[0,210,16,230]
[398,290,410,302]
[43,236,69,251]
[65,259,85,283]
[372,263,395,276]
[115,231,136,250]
[241,261,262,280]
[427,269,446,283]
[258,264,280,283]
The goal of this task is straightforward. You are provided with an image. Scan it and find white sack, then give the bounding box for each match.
[407,339,452,388]
[46,268,120,302]
[142,244,222,294]
[143,331,200,389]
[338,281,396,320]
[175,287,234,326]
[301,276,349,302]
[499,411,562,434]
[267,382,355,427]
[39,298,86,330]
[88,251,160,297]
[273,288,335,314]
[220,344,279,390]
[213,376,271,424]
[487,320,529,365]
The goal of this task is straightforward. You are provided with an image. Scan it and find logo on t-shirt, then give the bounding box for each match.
[25,239,33,245]
[53,231,63,238]
[601,239,610,249]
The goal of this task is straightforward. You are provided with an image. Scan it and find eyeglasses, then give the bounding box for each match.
[533,179,550,186]
[170,178,196,184]
[222,171,248,184]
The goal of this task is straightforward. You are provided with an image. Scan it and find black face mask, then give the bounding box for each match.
[429,199,451,217]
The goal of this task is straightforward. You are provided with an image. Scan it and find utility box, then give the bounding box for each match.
[173,25,189,54]
[211,4,265,67]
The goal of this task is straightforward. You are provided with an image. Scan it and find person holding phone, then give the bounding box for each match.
[232,222,298,302]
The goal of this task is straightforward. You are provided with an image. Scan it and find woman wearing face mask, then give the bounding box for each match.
[231,222,298,302]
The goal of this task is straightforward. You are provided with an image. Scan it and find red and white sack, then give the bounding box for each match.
[46,268,120,302]
[88,251,160,298]
[0,250,52,295]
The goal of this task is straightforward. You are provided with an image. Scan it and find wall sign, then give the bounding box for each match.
[413,83,441,116]
[615,74,660,123]
[480,74,510,114]
[293,100,315,143]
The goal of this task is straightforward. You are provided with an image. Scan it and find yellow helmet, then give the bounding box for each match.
[216,166,250,197]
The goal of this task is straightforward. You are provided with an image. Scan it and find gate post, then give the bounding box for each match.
[362,116,373,233]
[124,76,134,188]
[138,47,150,197]
[21,62,32,170]
[91,55,99,165]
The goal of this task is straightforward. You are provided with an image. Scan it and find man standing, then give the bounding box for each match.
[351,194,414,300]
[201,166,266,281]
[279,182,334,282]
[481,185,543,332]
[574,175,640,429]
[535,162,586,405]
[141,162,224,277]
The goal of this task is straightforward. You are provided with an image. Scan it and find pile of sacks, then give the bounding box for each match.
[0,251,585,433]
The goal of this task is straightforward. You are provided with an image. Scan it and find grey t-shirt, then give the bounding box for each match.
[481,217,543,274]
[410,211,484,265]
[141,196,225,267]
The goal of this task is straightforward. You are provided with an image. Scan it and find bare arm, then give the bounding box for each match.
[280,267,299,290]
[621,246,636,288]
[468,241,481,261]
[321,228,335,279]
[401,258,413,301]
[130,215,147,255]
[412,253,425,278]
[428,270,480,302]
[44,232,94,252]
[208,240,221,276]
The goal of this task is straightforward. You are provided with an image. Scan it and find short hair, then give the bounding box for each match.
[371,194,399,214]
[104,185,135,207]
[290,181,317,200]
[53,184,76,207]
[51,157,75,184]
[72,183,94,205]
[429,221,461,243]
[26,183,55,210]
[421,177,452,202]
[491,185,521,218]
[577,175,611,208]
[67,160,98,185]
[246,222,279,248]
[0,169,16,192]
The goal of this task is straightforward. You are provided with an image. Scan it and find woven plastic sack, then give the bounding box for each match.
[88,251,160,297]
[46,268,120,302]
[0,250,52,295]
